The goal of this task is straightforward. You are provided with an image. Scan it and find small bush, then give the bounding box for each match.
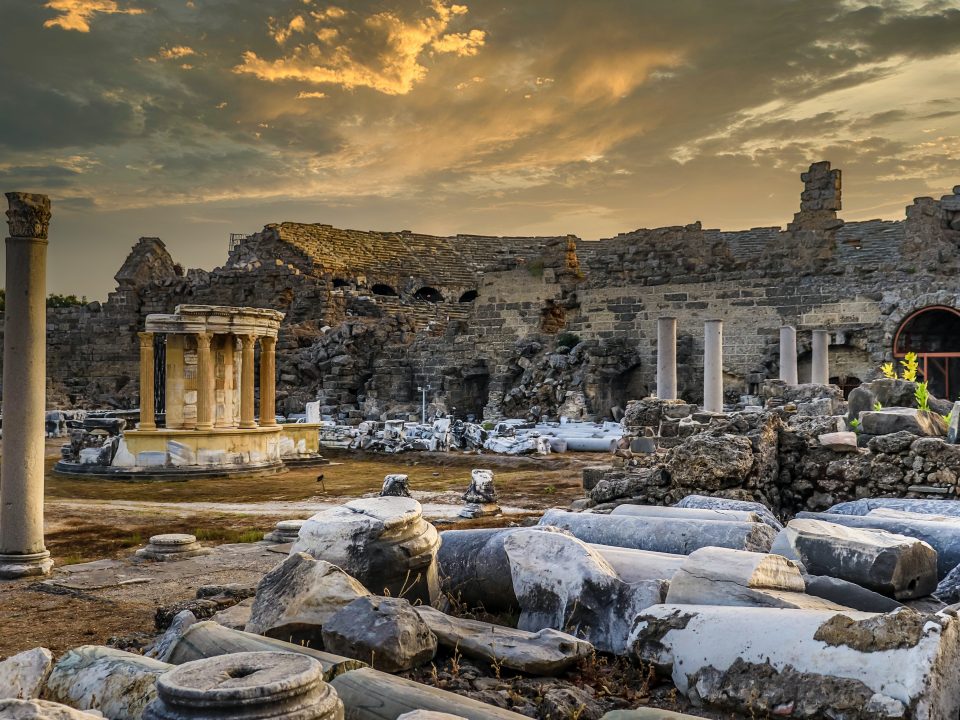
[527,259,545,277]
[557,332,580,349]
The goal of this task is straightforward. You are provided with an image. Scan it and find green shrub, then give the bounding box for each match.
[556,332,580,349]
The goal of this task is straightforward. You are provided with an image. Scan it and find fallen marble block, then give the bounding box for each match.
[772,518,938,599]
[859,408,947,437]
[868,508,960,522]
[0,699,103,719]
[415,606,594,675]
[143,651,343,720]
[935,563,960,603]
[586,545,685,584]
[601,711,705,720]
[0,647,53,701]
[630,605,960,719]
[330,668,530,720]
[796,511,960,579]
[164,621,362,680]
[148,610,197,662]
[292,497,441,604]
[211,598,253,630]
[664,547,843,609]
[803,575,903,613]
[817,431,859,452]
[539,510,776,554]
[673,494,783,530]
[264,519,307,544]
[245,552,369,644]
[827,498,960,518]
[438,527,683,612]
[610,504,761,523]
[43,646,170,720]
[436,527,559,612]
[504,528,664,654]
[322,596,437,673]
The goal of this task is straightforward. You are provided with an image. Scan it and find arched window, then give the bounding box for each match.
[414,287,444,303]
[458,290,479,303]
[894,305,960,399]
[371,283,398,297]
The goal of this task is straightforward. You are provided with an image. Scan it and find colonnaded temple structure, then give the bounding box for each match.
[6,161,960,421]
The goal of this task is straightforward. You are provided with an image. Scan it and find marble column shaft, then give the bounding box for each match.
[779,326,799,385]
[138,332,156,430]
[239,334,257,429]
[657,317,678,400]
[0,192,53,578]
[812,330,830,385]
[259,336,277,427]
[703,319,724,413]
[196,333,214,431]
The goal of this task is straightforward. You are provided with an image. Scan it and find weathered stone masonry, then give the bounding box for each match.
[5,162,960,422]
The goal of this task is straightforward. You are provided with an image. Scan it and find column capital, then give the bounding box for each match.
[195,332,212,349]
[5,192,51,240]
[138,331,154,347]
[260,335,276,350]
[239,333,256,348]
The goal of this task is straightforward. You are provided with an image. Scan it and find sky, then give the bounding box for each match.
[2,0,960,299]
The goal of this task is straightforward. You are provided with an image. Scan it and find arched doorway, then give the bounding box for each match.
[414,287,443,303]
[894,305,960,399]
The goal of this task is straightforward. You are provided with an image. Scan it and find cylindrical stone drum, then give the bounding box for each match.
[144,651,343,720]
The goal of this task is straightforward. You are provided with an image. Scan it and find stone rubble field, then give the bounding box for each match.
[9,382,960,719]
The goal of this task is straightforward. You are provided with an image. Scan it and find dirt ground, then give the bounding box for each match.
[0,439,595,658]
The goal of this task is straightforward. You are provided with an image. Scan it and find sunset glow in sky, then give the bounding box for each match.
[2,0,960,297]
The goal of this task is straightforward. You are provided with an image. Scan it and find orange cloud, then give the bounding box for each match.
[158,45,196,60]
[235,0,486,95]
[43,0,144,32]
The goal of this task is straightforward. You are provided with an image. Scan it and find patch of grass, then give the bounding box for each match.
[193,527,264,544]
[527,259,544,277]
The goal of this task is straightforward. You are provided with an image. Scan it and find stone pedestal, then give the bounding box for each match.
[136,534,210,561]
[144,651,343,720]
[264,520,306,544]
[656,317,677,400]
[0,192,53,579]
[703,320,724,413]
[459,469,501,518]
[811,330,830,384]
[779,326,798,385]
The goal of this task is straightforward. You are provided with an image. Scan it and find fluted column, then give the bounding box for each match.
[196,333,214,431]
[656,317,677,400]
[703,319,724,413]
[138,332,157,430]
[259,336,277,426]
[811,330,830,385]
[0,192,53,578]
[779,326,798,385]
[239,334,256,429]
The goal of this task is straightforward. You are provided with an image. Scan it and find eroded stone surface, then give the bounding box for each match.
[673,495,783,531]
[772,518,938,599]
[504,529,664,654]
[321,597,436,673]
[0,647,53,701]
[245,552,369,643]
[0,699,103,719]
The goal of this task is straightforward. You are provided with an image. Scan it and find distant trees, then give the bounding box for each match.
[0,290,88,312]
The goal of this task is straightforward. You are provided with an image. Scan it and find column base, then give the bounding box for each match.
[239,421,257,429]
[0,550,53,579]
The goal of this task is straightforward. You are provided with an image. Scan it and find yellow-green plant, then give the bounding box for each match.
[916,381,930,412]
[900,352,920,382]
[881,362,896,379]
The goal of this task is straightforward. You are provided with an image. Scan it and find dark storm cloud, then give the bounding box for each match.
[2,0,960,298]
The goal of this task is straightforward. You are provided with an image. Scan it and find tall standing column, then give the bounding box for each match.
[138,332,156,430]
[656,317,677,400]
[196,333,214,431]
[239,334,256,429]
[811,330,830,385]
[703,319,724,413]
[259,336,277,426]
[779,326,799,385]
[0,192,53,579]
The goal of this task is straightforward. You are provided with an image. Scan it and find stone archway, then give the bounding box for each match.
[894,305,960,399]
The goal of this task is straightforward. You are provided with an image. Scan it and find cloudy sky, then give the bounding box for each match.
[2,0,960,298]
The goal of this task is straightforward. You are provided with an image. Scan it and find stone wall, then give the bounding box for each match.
[5,162,960,423]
